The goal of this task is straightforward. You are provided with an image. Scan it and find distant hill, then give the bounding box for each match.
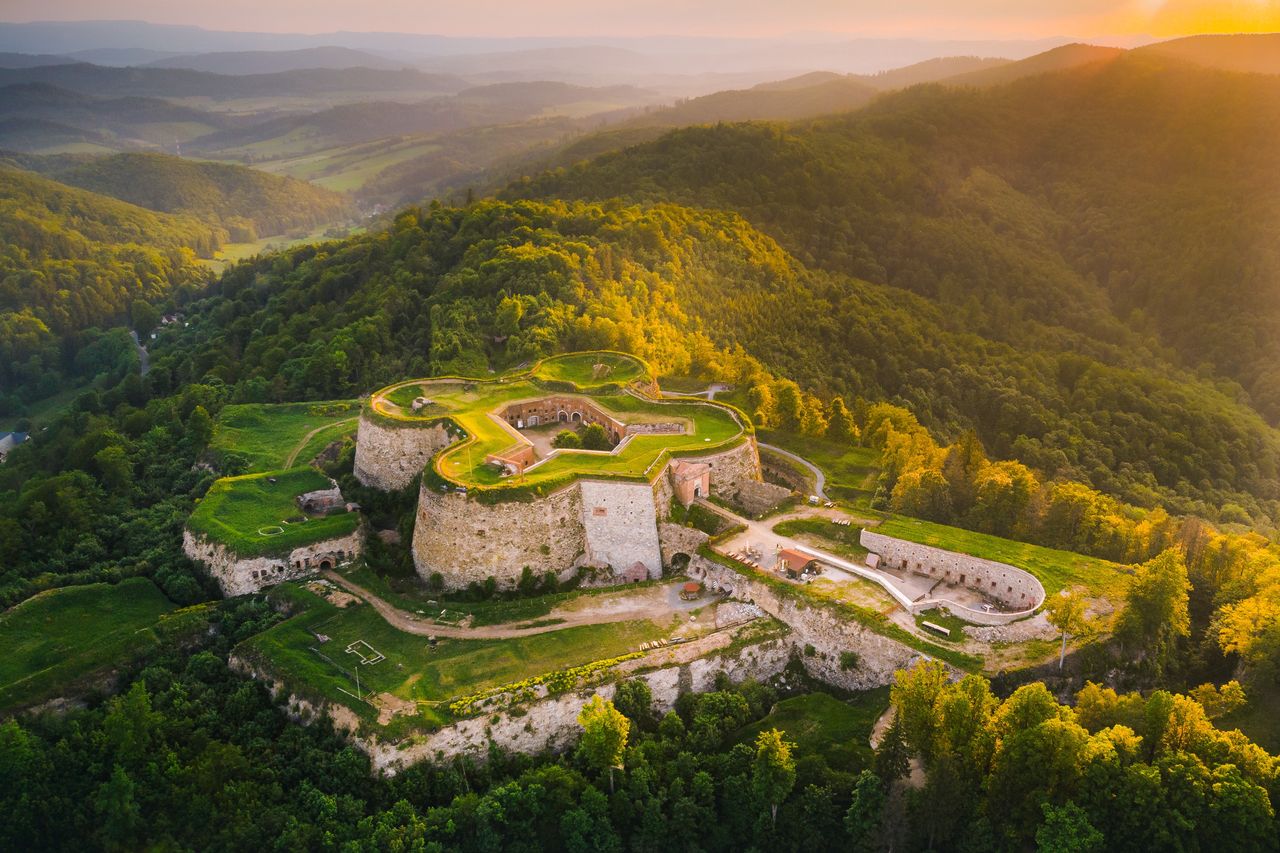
[944,43,1124,87]
[144,46,408,75]
[627,77,879,127]
[0,83,231,151]
[46,152,351,240]
[0,117,113,152]
[1136,33,1280,75]
[0,52,69,69]
[861,56,1011,90]
[0,166,219,336]
[191,81,656,157]
[0,63,469,100]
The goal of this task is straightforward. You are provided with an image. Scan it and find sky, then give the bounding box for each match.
[1,0,1279,39]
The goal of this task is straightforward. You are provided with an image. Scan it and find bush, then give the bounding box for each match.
[840,651,860,671]
[552,429,581,449]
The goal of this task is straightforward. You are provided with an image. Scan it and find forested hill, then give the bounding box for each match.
[152,199,1280,520]
[0,167,214,403]
[44,152,351,240]
[508,53,1280,429]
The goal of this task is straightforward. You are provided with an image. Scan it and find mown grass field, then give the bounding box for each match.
[188,467,359,556]
[240,583,677,733]
[773,517,869,560]
[0,579,178,710]
[373,353,745,489]
[735,688,890,772]
[876,516,1129,598]
[211,400,360,473]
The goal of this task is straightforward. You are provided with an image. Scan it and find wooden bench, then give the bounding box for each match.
[921,620,951,638]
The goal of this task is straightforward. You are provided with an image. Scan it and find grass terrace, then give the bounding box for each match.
[876,516,1129,598]
[368,352,748,493]
[188,467,359,557]
[734,689,890,772]
[210,400,360,473]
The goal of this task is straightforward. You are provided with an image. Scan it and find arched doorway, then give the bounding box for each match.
[571,412,582,423]
[320,559,333,571]
[528,415,539,426]
[558,411,568,422]
[670,552,691,573]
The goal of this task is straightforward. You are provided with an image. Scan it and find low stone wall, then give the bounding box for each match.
[183,528,364,597]
[354,415,455,491]
[860,530,1045,624]
[689,556,930,691]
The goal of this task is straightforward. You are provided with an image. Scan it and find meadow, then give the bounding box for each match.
[187,467,359,556]
[0,579,179,710]
[240,583,681,732]
[210,400,360,473]
[734,688,891,772]
[758,429,882,505]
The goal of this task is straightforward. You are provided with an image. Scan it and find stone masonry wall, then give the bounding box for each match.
[354,414,455,491]
[689,556,931,690]
[412,483,586,589]
[183,528,364,597]
[701,439,765,505]
[657,522,710,568]
[579,480,663,578]
[860,530,1044,614]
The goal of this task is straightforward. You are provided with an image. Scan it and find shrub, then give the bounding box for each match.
[840,651,860,671]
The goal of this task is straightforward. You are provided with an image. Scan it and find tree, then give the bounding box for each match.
[1044,587,1092,671]
[845,769,886,852]
[826,396,858,444]
[580,423,611,451]
[751,728,796,829]
[1116,548,1191,671]
[185,405,213,451]
[873,717,910,783]
[552,429,581,449]
[941,430,987,517]
[1036,801,1103,853]
[612,679,656,731]
[890,660,948,761]
[577,695,629,792]
[130,299,161,338]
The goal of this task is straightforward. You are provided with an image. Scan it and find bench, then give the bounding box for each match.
[921,620,952,638]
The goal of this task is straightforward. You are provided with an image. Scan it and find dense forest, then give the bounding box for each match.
[510,53,1280,502]
[48,152,351,241]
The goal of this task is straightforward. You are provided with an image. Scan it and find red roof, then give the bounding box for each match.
[682,581,701,593]
[777,549,813,573]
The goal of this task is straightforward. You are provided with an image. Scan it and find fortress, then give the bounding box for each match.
[354,352,788,590]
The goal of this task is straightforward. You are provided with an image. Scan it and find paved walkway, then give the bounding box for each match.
[322,571,710,640]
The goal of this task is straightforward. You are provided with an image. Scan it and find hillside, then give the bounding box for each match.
[628,77,878,126]
[143,46,408,74]
[1137,33,1280,75]
[507,54,1280,515]
[47,152,351,239]
[944,42,1124,87]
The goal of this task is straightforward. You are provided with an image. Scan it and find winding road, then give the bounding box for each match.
[757,441,827,500]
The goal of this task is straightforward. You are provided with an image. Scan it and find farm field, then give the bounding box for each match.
[188,467,359,556]
[373,352,747,490]
[210,400,361,473]
[876,516,1128,598]
[734,688,891,772]
[0,579,179,710]
[238,583,688,733]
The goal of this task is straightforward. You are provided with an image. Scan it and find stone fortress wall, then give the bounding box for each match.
[860,530,1045,624]
[353,415,455,491]
[183,528,363,597]
[409,440,766,590]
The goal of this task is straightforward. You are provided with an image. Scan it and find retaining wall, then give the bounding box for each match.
[183,528,363,597]
[353,415,455,491]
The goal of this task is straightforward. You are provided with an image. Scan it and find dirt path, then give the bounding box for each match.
[285,417,358,468]
[322,570,705,639]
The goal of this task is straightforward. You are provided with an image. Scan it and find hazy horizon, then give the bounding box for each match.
[2,1,1279,41]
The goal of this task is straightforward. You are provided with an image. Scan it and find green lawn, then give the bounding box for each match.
[239,583,678,733]
[773,517,868,560]
[876,516,1128,598]
[758,430,882,505]
[735,688,891,772]
[913,608,973,642]
[0,579,179,710]
[188,467,359,557]
[211,400,360,473]
[371,352,747,492]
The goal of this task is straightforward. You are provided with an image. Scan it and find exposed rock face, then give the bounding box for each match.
[353,415,454,491]
[689,556,930,691]
[182,528,363,597]
[657,522,710,568]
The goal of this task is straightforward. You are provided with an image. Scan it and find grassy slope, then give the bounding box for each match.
[240,583,675,732]
[735,688,890,772]
[876,516,1127,598]
[0,578,177,709]
[188,468,359,556]
[758,430,881,505]
[211,400,360,473]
